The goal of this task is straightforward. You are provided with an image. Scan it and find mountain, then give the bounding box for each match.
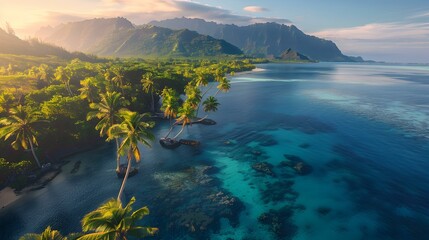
[150,18,362,62]
[36,18,242,57]
[278,48,311,61]
[0,28,92,60]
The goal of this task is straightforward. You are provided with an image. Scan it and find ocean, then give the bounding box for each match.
[1,62,429,240]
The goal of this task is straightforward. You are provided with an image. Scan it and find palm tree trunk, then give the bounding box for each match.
[214,88,221,97]
[117,154,132,203]
[164,125,175,138]
[197,114,209,122]
[115,138,121,172]
[28,138,41,168]
[196,85,213,117]
[151,92,155,113]
[173,124,185,139]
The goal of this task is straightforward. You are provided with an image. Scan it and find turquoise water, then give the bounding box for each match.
[1,63,429,239]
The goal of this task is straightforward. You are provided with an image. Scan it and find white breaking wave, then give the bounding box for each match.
[231,77,309,84]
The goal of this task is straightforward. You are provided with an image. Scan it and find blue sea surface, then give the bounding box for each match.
[1,62,429,239]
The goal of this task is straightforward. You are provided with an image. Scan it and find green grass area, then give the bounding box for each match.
[0,74,37,92]
[0,54,68,70]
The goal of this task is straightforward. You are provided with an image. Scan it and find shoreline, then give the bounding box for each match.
[0,142,108,211]
[0,187,21,209]
[0,169,62,211]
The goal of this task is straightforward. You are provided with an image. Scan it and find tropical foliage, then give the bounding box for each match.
[107,110,154,201]
[0,105,46,168]
[80,197,158,240]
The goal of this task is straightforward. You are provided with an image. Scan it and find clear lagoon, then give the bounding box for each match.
[1,62,429,240]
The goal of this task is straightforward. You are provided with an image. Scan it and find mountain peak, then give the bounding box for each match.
[150,18,359,61]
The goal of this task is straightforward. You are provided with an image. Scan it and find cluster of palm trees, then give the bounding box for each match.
[87,92,154,202]
[159,66,231,145]
[0,58,249,240]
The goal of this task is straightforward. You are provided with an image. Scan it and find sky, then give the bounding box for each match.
[1,0,429,63]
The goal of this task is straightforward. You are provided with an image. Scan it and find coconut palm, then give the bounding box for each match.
[173,101,196,140]
[160,88,179,138]
[54,66,73,96]
[107,110,154,202]
[80,197,158,240]
[87,92,129,172]
[184,82,202,110]
[19,226,81,240]
[110,66,125,94]
[0,90,16,114]
[0,105,45,168]
[215,77,231,96]
[78,77,99,103]
[141,72,156,113]
[201,96,219,118]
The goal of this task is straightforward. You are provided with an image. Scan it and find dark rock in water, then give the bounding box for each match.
[316,206,332,216]
[251,150,262,156]
[151,166,244,239]
[252,162,275,176]
[283,154,304,162]
[260,180,297,204]
[293,162,313,175]
[258,206,298,239]
[70,160,81,174]
[280,154,313,175]
[200,166,219,175]
[299,143,310,149]
[259,138,278,147]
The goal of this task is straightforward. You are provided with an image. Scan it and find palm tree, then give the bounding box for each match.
[80,197,158,240]
[0,105,45,168]
[173,101,196,140]
[78,77,99,103]
[0,90,16,114]
[19,226,81,240]
[87,92,129,172]
[110,66,125,93]
[215,77,231,96]
[54,66,73,96]
[107,110,154,202]
[200,96,219,121]
[160,88,179,138]
[141,72,157,113]
[184,82,202,110]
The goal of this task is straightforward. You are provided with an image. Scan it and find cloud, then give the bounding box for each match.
[409,11,429,19]
[312,22,429,63]
[244,6,268,13]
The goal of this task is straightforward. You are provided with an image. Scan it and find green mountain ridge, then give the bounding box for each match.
[150,17,364,62]
[36,18,242,57]
[0,28,98,63]
[278,48,311,61]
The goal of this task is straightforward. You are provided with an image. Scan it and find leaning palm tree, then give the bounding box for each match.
[107,110,154,202]
[160,88,179,138]
[199,96,219,121]
[80,197,158,240]
[0,105,45,168]
[87,92,129,172]
[215,77,231,96]
[172,101,196,140]
[19,226,81,240]
[141,72,157,113]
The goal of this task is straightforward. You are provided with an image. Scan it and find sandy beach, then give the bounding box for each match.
[0,187,21,209]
